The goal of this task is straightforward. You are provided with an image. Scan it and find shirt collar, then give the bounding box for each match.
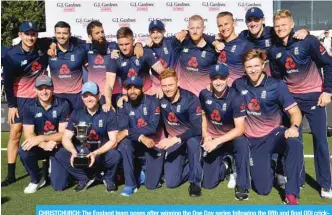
[56,42,74,53]
[213,87,230,100]
[36,96,58,109]
[245,73,268,87]
[84,104,102,116]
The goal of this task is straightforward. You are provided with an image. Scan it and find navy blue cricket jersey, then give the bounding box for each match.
[23,96,70,135]
[199,88,246,138]
[160,88,202,141]
[269,32,332,94]
[233,75,297,138]
[67,106,118,150]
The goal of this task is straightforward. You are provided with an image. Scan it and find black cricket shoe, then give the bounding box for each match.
[104,180,117,193]
[1,177,16,187]
[74,178,95,192]
[235,186,249,201]
[189,183,202,197]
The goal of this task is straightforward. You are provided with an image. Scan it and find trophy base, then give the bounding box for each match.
[73,156,90,168]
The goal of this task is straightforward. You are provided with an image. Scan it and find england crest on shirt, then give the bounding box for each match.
[163,47,169,55]
[135,59,140,66]
[265,39,270,48]
[294,47,299,55]
[222,103,227,111]
[143,107,147,115]
[98,120,103,127]
[261,90,267,99]
[201,51,206,58]
[231,45,237,52]
[70,55,75,62]
[52,110,57,118]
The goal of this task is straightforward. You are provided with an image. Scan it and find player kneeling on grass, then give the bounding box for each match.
[233,49,303,205]
[199,64,250,201]
[156,69,203,197]
[116,76,165,196]
[19,75,71,193]
[55,81,121,193]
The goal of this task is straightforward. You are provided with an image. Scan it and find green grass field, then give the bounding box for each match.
[1,132,332,215]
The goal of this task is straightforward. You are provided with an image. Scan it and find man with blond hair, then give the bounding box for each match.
[269,9,332,199]
[172,15,217,96]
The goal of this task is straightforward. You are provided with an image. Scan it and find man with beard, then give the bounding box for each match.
[116,76,165,196]
[55,81,121,192]
[269,9,332,199]
[199,64,250,201]
[233,49,303,204]
[156,69,203,197]
[172,15,217,96]
[18,75,70,193]
[2,21,56,187]
[48,21,87,111]
[106,27,165,99]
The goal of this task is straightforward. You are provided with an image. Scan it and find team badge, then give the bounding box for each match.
[163,47,169,55]
[52,110,57,118]
[176,105,181,112]
[135,59,140,66]
[261,90,267,99]
[294,47,299,55]
[231,45,237,52]
[265,39,270,48]
[201,51,206,58]
[143,107,147,115]
[222,103,227,111]
[70,55,75,62]
[98,120,103,127]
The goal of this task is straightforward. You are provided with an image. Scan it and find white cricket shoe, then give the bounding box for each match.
[24,178,46,194]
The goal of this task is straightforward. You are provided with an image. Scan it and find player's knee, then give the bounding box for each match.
[18,148,29,160]
[165,174,182,188]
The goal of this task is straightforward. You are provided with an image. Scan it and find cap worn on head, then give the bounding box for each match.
[245,7,264,20]
[149,20,165,32]
[19,21,38,32]
[81,81,99,95]
[209,64,229,78]
[124,76,143,88]
[35,75,53,88]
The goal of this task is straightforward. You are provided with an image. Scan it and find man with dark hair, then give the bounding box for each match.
[48,21,87,111]
[2,21,55,187]
[116,76,164,196]
[18,75,70,193]
[106,27,165,100]
[55,81,121,192]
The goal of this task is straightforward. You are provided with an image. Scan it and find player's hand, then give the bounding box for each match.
[48,43,57,58]
[156,89,164,99]
[203,135,212,143]
[157,137,177,150]
[102,103,114,112]
[213,41,225,53]
[87,151,97,167]
[21,136,43,151]
[145,38,154,48]
[40,140,58,151]
[202,139,218,153]
[111,50,120,59]
[293,29,308,40]
[8,107,19,124]
[117,95,128,108]
[140,136,155,148]
[70,152,78,167]
[317,92,332,107]
[175,30,188,42]
[134,43,144,59]
[285,125,299,139]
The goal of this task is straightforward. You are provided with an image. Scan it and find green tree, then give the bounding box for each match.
[1,1,45,47]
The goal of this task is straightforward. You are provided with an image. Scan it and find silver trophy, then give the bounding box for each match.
[73,121,91,168]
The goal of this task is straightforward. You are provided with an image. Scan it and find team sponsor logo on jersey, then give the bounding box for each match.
[87,129,99,142]
[167,112,178,124]
[21,60,27,66]
[187,56,198,68]
[319,45,326,55]
[206,100,212,105]
[276,53,282,59]
[211,109,221,121]
[94,54,105,65]
[161,103,167,109]
[285,57,299,73]
[176,105,181,113]
[261,90,267,99]
[31,61,42,72]
[155,106,160,114]
[127,68,137,77]
[196,106,202,115]
[231,45,237,53]
[222,103,227,111]
[98,119,103,127]
[137,117,148,128]
[59,64,71,78]
[52,110,57,118]
[44,120,56,134]
[294,47,299,55]
[35,112,42,118]
[218,51,227,63]
[240,103,246,112]
[241,90,248,95]
[247,98,261,116]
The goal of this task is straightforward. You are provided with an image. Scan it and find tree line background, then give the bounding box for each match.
[1,1,46,48]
